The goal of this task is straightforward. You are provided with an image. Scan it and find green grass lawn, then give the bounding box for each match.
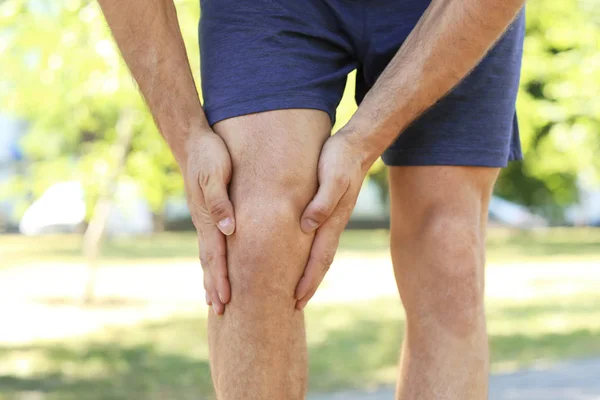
[2,227,600,266]
[1,228,600,399]
[1,292,599,400]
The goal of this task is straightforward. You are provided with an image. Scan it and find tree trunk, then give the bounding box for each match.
[152,212,166,233]
[82,111,135,304]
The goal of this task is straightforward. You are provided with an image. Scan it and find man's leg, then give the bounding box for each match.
[207,109,330,399]
[389,166,499,400]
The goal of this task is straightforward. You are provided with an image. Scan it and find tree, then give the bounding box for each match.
[494,0,600,219]
[2,0,599,227]
[1,0,201,301]
[0,0,200,223]
[332,0,600,220]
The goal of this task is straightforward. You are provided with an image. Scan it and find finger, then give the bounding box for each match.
[200,173,236,236]
[295,214,348,309]
[209,287,224,315]
[201,246,225,315]
[199,228,231,305]
[300,176,349,233]
[199,235,218,307]
[204,262,225,315]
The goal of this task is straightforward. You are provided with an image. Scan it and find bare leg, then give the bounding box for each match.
[207,109,330,399]
[389,166,499,400]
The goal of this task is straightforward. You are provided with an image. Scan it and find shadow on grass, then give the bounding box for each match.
[1,299,600,398]
[0,316,214,400]
[308,317,404,391]
[0,343,213,400]
[491,329,600,365]
[485,228,600,261]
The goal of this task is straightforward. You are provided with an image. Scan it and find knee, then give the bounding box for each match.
[399,205,486,334]
[228,178,313,304]
[420,205,485,276]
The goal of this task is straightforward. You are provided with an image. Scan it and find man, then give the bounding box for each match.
[99,0,526,398]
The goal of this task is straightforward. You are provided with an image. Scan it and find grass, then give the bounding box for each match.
[1,293,600,399]
[2,227,600,267]
[1,228,600,398]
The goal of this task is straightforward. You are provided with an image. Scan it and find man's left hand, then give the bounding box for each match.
[295,129,372,310]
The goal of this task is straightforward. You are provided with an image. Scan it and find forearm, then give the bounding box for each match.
[346,0,526,165]
[98,0,209,163]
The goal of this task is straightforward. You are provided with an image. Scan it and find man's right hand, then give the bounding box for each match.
[97,0,233,313]
[182,130,235,315]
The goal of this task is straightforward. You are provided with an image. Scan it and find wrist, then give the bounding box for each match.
[338,121,385,174]
[170,123,214,167]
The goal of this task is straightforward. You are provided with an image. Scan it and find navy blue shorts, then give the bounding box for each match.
[199,1,525,167]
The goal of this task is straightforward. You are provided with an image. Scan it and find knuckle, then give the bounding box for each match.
[205,251,216,266]
[199,254,208,269]
[198,169,212,189]
[204,250,226,271]
[310,202,331,221]
[208,198,229,220]
[331,173,350,188]
[191,214,200,229]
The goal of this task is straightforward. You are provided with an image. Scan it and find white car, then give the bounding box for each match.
[19,181,153,236]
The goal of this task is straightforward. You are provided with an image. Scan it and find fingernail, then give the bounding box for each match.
[302,218,319,233]
[218,217,234,235]
[218,292,225,303]
[213,306,219,316]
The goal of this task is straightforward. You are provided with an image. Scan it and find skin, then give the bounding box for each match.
[208,109,329,399]
[98,0,526,398]
[388,165,498,399]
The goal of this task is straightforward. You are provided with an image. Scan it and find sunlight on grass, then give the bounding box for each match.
[1,292,599,398]
[1,228,600,397]
[3,228,600,267]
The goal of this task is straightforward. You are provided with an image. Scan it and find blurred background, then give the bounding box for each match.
[1,0,599,399]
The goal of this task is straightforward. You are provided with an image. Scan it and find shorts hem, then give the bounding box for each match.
[382,148,522,168]
[204,94,337,127]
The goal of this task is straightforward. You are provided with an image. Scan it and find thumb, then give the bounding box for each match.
[201,175,236,236]
[301,177,348,233]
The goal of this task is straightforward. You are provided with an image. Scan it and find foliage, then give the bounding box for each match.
[0,0,200,219]
[333,0,600,216]
[1,0,599,221]
[495,0,600,215]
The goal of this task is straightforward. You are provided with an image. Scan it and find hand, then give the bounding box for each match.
[295,130,371,310]
[182,130,235,315]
